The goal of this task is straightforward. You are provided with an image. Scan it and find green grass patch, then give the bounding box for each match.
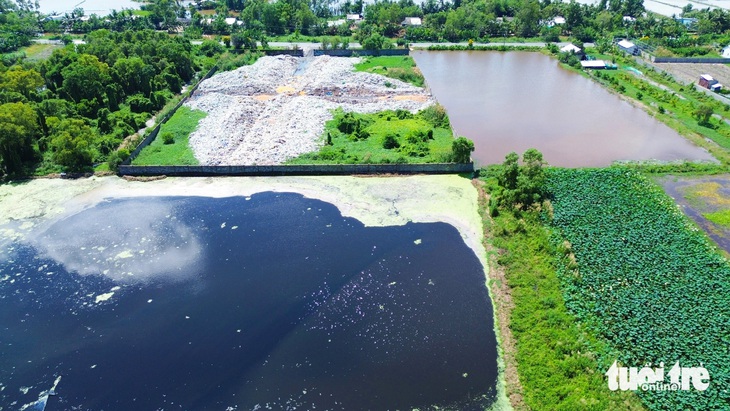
[132,106,205,165]
[546,168,730,410]
[20,43,62,61]
[286,106,454,164]
[704,209,730,228]
[354,56,424,87]
[480,173,644,411]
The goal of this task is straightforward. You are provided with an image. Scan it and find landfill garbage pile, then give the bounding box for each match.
[185,55,434,165]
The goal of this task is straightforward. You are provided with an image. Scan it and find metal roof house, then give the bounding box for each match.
[560,44,582,54]
[617,39,638,55]
[401,17,422,26]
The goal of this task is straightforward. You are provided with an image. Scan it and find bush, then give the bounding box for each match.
[418,104,450,128]
[383,134,400,149]
[107,148,130,172]
[200,39,225,57]
[161,132,175,145]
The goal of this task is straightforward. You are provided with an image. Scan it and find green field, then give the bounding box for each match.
[20,43,62,61]
[546,168,730,410]
[132,106,205,165]
[286,106,455,164]
[354,56,424,87]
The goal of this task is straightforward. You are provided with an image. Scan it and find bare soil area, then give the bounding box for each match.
[656,62,730,87]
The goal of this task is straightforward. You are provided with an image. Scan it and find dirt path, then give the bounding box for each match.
[472,179,528,411]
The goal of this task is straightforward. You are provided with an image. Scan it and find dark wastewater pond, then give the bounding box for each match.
[0,193,498,410]
[412,50,716,167]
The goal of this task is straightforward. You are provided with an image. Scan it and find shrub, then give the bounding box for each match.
[418,104,450,128]
[200,39,225,57]
[383,134,400,149]
[161,132,175,145]
[107,148,130,172]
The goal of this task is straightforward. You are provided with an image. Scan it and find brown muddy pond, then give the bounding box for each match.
[412,51,716,167]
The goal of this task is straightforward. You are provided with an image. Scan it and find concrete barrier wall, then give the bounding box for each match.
[119,162,474,176]
[313,49,410,57]
[124,65,220,165]
[262,49,304,56]
[653,57,730,64]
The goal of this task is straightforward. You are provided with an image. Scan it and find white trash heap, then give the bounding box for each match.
[185,55,434,165]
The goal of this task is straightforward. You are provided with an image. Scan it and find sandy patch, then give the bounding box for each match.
[276,85,296,94]
[253,95,276,101]
[394,95,429,102]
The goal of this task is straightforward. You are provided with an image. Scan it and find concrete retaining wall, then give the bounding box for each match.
[313,49,410,57]
[262,49,304,56]
[119,162,474,176]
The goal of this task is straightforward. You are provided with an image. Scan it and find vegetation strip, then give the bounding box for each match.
[132,106,206,166]
[546,168,730,410]
[480,163,644,411]
[473,180,527,410]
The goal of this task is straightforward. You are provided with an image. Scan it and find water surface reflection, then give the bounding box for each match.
[413,50,715,167]
[0,193,498,410]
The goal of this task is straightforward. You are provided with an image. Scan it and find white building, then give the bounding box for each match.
[617,39,638,55]
[722,45,730,58]
[560,44,582,53]
[401,17,422,26]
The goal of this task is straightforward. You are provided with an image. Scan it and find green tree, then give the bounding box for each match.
[48,118,96,171]
[0,65,44,100]
[0,101,37,176]
[361,33,393,50]
[496,149,547,210]
[60,54,112,106]
[515,148,546,207]
[497,151,519,190]
[112,57,154,96]
[451,136,474,163]
[516,0,540,38]
[148,0,181,32]
[694,104,713,126]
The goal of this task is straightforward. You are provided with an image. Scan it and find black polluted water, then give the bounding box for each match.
[0,192,498,410]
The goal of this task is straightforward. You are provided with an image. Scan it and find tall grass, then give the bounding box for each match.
[132,106,205,165]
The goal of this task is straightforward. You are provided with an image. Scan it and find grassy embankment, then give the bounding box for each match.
[478,169,644,411]
[354,56,425,87]
[132,106,205,165]
[286,106,455,164]
[569,50,730,166]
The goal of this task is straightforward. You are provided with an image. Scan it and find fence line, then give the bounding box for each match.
[652,57,730,64]
[119,163,474,177]
[313,49,409,57]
